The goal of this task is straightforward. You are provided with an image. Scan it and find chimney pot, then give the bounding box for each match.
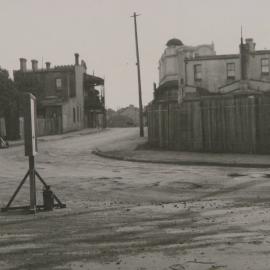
[153,82,157,91]
[245,38,256,52]
[19,58,27,72]
[45,62,51,70]
[31,59,38,71]
[75,53,79,65]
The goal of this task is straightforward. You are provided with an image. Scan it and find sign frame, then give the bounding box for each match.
[24,93,38,156]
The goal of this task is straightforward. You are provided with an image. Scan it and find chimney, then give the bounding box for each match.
[19,58,27,72]
[31,59,38,71]
[245,38,256,52]
[45,62,51,70]
[239,38,249,80]
[153,82,157,99]
[75,53,79,65]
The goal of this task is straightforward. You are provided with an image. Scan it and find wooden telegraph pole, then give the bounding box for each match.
[103,77,107,129]
[131,12,144,137]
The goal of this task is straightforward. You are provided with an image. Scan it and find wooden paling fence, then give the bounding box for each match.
[147,94,270,154]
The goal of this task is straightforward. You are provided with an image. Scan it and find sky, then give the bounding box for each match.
[1,0,270,109]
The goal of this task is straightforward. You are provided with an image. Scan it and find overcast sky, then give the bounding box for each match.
[1,0,270,109]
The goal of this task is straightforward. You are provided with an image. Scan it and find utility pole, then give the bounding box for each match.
[103,77,107,128]
[131,12,144,137]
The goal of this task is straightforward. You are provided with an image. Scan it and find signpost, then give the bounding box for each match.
[1,93,66,213]
[24,93,38,212]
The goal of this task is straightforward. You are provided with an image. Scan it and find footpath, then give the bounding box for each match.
[8,128,106,148]
[93,132,270,168]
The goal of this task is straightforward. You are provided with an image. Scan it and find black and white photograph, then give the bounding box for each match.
[1,0,270,269]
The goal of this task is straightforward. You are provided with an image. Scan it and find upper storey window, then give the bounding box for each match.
[227,63,235,80]
[56,78,62,89]
[194,64,202,81]
[261,58,269,75]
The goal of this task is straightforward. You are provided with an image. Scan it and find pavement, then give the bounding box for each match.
[7,127,270,168]
[94,129,270,168]
[7,127,107,147]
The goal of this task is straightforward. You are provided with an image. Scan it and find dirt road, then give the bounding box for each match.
[1,128,270,270]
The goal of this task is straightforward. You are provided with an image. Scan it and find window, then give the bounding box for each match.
[56,78,62,89]
[261,58,269,75]
[194,64,202,81]
[73,108,76,123]
[227,63,235,79]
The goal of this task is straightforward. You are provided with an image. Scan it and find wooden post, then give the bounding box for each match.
[131,12,144,137]
[29,156,36,212]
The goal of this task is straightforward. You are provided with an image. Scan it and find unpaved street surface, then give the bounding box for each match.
[1,128,270,270]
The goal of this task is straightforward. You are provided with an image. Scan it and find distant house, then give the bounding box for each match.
[14,54,105,134]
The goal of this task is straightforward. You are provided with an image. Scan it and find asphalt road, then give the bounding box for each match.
[1,128,270,270]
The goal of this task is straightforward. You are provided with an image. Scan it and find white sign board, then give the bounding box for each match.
[24,93,38,156]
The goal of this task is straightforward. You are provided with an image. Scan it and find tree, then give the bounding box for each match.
[0,68,18,116]
[0,68,20,139]
[14,71,45,113]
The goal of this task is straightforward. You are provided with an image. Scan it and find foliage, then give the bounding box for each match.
[0,68,18,117]
[107,114,136,127]
[14,72,43,98]
[14,71,44,109]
